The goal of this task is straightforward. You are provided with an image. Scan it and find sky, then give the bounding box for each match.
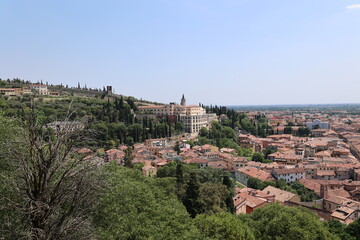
[1,0,360,106]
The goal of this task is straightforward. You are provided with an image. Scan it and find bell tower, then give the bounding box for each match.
[180,94,186,106]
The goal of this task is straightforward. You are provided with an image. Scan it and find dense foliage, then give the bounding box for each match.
[198,122,253,156]
[194,213,255,240]
[240,204,338,240]
[0,95,180,148]
[157,162,234,216]
[93,165,200,240]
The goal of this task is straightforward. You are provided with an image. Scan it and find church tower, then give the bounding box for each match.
[180,94,186,106]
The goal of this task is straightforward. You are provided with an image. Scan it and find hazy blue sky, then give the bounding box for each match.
[1,0,360,105]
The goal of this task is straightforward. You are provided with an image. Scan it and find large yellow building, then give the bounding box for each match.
[138,96,217,133]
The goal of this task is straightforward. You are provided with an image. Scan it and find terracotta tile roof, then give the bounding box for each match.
[138,105,165,109]
[183,157,208,164]
[238,167,275,182]
[106,149,123,154]
[233,195,246,207]
[331,206,355,221]
[236,192,267,208]
[329,189,351,199]
[273,168,305,175]
[298,179,321,195]
[207,161,227,170]
[76,148,93,154]
[315,151,332,157]
[316,170,336,176]
[262,186,297,203]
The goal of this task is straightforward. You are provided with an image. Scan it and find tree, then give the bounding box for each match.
[0,109,99,239]
[246,204,338,240]
[298,127,310,137]
[174,141,181,154]
[251,152,265,163]
[183,173,203,218]
[287,121,295,126]
[247,177,265,190]
[199,127,208,137]
[263,146,278,159]
[346,218,360,240]
[175,122,184,133]
[0,114,23,238]
[124,146,134,168]
[176,162,184,185]
[194,213,255,240]
[222,176,235,213]
[199,183,228,215]
[325,220,355,240]
[93,165,200,240]
[284,126,293,134]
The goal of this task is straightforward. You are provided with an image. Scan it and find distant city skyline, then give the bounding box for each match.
[1,0,360,106]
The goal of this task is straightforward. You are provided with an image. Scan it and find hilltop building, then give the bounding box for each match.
[106,86,113,94]
[138,95,217,133]
[0,87,32,96]
[31,84,49,95]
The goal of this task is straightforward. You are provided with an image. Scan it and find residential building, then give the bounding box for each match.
[306,119,329,130]
[262,186,300,203]
[0,88,17,96]
[142,165,157,177]
[31,84,49,95]
[106,149,125,165]
[271,168,305,183]
[144,138,167,147]
[233,188,274,214]
[236,167,275,186]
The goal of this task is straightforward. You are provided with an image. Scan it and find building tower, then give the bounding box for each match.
[180,94,186,106]
[106,86,113,95]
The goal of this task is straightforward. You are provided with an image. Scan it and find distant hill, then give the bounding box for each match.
[228,104,360,112]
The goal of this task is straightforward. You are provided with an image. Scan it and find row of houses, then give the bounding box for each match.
[0,84,60,96]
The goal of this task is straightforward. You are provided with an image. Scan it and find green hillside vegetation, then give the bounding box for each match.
[0,93,178,149]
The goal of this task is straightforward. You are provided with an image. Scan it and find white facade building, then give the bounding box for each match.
[138,96,217,133]
[31,84,49,95]
[272,168,306,183]
[306,119,329,130]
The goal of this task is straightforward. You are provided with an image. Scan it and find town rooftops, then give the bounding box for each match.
[316,170,336,176]
[262,186,297,203]
[238,167,275,182]
[183,158,208,164]
[298,178,321,195]
[272,168,305,175]
[138,105,164,109]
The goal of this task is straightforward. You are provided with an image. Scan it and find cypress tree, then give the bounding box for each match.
[183,172,203,218]
[222,176,235,214]
[124,147,134,168]
[175,162,184,185]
